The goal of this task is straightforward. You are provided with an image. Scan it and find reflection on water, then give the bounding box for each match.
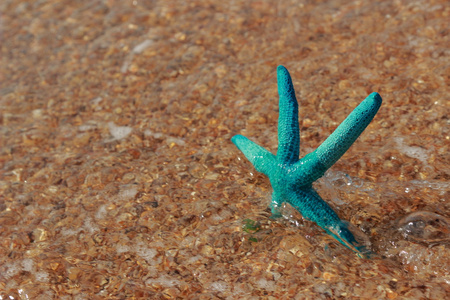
[397,211,450,246]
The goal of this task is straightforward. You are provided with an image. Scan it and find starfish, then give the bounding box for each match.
[232,65,382,256]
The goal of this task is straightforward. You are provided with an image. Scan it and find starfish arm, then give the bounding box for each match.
[269,191,284,218]
[287,187,369,255]
[287,186,341,229]
[231,134,276,176]
[292,151,329,186]
[276,65,300,164]
[315,92,382,169]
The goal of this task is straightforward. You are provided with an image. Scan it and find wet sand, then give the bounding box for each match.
[1,0,449,298]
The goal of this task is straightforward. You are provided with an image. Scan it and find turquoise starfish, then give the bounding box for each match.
[232,65,382,256]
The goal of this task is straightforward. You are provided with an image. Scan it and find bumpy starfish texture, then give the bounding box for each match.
[232,65,382,256]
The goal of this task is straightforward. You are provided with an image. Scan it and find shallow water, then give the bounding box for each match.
[1,0,449,298]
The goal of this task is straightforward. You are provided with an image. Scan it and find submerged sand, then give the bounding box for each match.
[1,0,449,298]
